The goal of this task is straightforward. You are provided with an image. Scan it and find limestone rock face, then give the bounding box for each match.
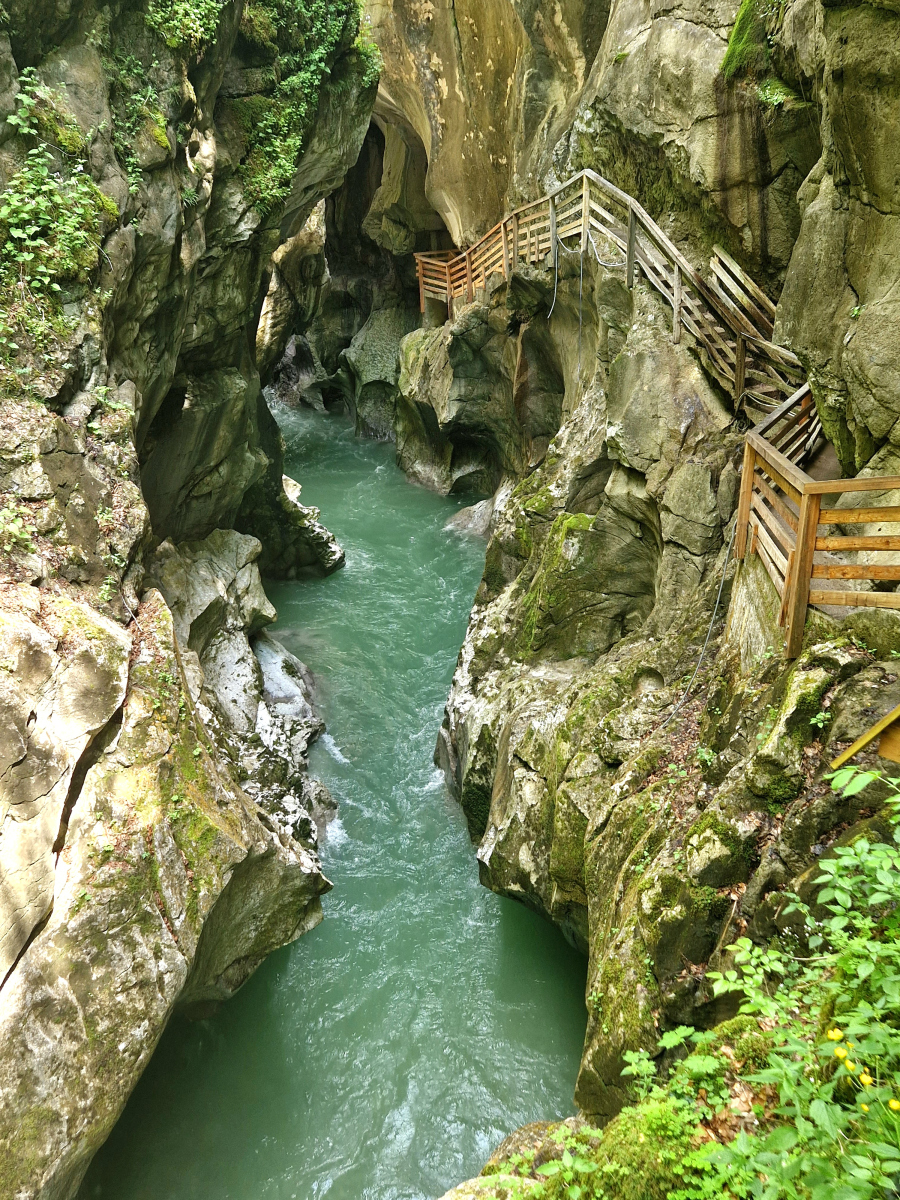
[1,0,375,569]
[0,592,330,1200]
[423,240,896,1126]
[0,597,130,982]
[366,0,819,275]
[775,4,900,470]
[0,3,370,1194]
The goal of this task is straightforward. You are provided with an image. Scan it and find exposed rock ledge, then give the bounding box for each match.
[0,533,334,1197]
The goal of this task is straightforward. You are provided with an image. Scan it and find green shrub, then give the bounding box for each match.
[226,0,379,215]
[102,53,170,192]
[1,71,117,392]
[144,0,227,50]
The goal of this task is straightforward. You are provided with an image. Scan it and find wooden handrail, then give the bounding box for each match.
[414,168,801,414]
[735,385,900,656]
[412,171,900,658]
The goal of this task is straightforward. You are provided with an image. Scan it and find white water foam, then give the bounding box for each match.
[321,733,351,764]
[322,816,349,847]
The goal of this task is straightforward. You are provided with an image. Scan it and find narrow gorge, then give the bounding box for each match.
[1,0,899,1198]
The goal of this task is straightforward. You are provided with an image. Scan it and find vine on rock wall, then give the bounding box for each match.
[224,0,380,214]
[0,71,118,397]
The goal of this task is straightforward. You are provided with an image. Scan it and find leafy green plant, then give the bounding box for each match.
[102,53,169,192]
[809,709,829,731]
[144,0,227,49]
[226,0,378,214]
[0,71,117,391]
[0,504,35,553]
[677,765,900,1198]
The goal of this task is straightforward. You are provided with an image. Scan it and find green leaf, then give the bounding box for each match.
[808,1099,841,1137]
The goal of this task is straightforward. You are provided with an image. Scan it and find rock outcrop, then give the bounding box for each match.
[0,0,375,1193]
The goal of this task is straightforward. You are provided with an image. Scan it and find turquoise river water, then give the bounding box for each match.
[83,405,587,1200]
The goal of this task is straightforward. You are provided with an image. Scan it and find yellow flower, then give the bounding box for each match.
[859,1073,874,1087]
[848,1043,855,1050]
[889,1099,900,1112]
[861,1104,870,1113]
[834,1046,848,1059]
[846,1062,857,1073]
[827,1029,844,1041]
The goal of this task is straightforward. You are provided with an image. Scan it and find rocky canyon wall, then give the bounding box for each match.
[337,0,900,1168]
[0,0,377,1194]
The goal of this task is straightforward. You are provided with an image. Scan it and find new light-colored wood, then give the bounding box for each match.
[877,722,900,764]
[735,442,756,559]
[808,590,900,610]
[785,491,821,657]
[830,701,900,769]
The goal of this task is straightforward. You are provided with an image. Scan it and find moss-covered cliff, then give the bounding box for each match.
[0,1,377,1194]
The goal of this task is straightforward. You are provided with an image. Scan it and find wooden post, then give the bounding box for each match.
[626,208,637,288]
[502,221,510,279]
[417,257,425,314]
[446,265,453,319]
[734,333,746,410]
[465,250,473,303]
[734,440,756,560]
[511,213,519,265]
[672,265,682,344]
[784,487,821,658]
[581,175,590,253]
[549,195,558,275]
[778,550,795,627]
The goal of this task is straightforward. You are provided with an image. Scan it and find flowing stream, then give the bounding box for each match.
[83,405,587,1200]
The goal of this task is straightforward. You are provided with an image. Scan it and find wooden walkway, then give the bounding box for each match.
[414,169,801,416]
[415,169,900,657]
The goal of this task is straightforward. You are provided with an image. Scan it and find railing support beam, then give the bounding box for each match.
[734,333,746,411]
[735,441,756,560]
[626,208,637,288]
[784,489,821,658]
[673,265,681,344]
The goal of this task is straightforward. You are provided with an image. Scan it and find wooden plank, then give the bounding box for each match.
[805,475,900,496]
[753,457,804,507]
[746,431,811,496]
[812,563,900,580]
[778,549,795,626]
[753,384,811,438]
[750,490,795,556]
[734,333,745,408]
[735,442,756,559]
[810,590,900,610]
[549,193,558,279]
[754,470,798,531]
[673,265,682,344]
[742,334,803,370]
[815,534,900,551]
[819,505,900,524]
[710,258,774,336]
[626,208,637,288]
[750,503,790,573]
[756,529,787,596]
[713,244,777,318]
[710,279,759,336]
[785,490,821,658]
[831,700,900,768]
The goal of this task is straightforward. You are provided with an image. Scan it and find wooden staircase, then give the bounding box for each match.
[414,169,802,419]
[415,169,900,657]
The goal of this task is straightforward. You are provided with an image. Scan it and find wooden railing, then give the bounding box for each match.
[414,169,802,415]
[735,385,900,656]
[417,169,900,658]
